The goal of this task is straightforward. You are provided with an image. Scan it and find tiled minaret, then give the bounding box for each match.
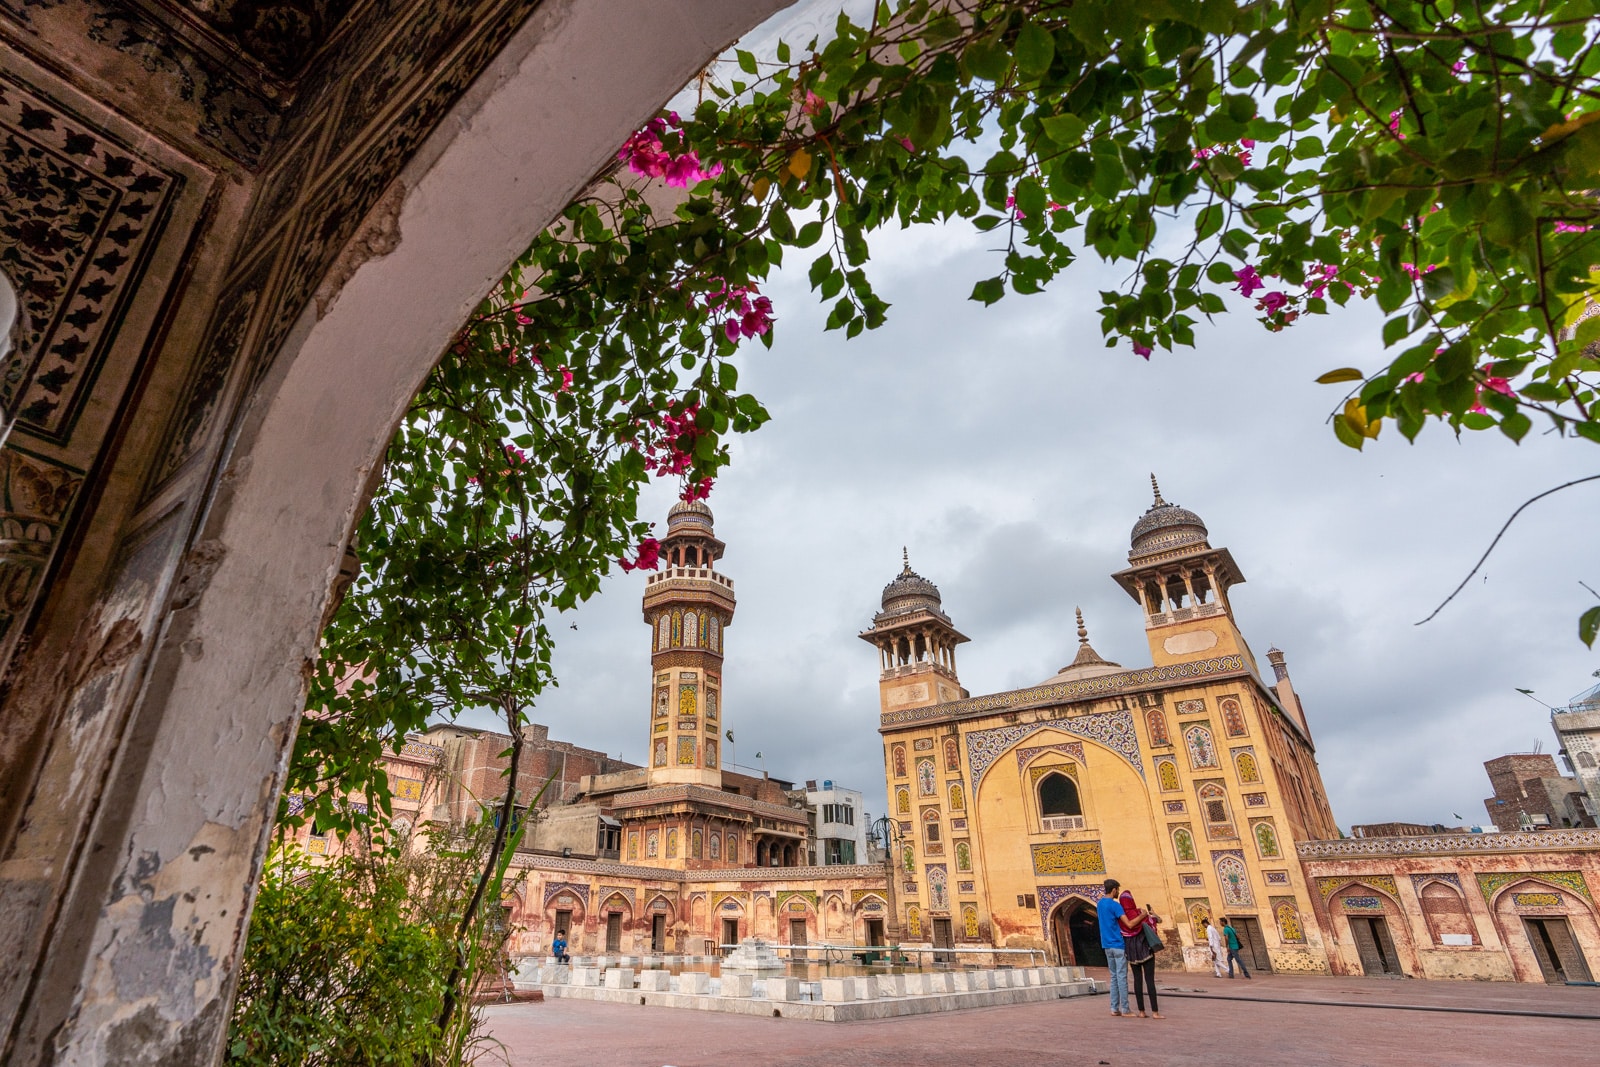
[641,500,735,787]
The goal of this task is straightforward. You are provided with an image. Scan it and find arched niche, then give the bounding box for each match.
[0,2,791,1061]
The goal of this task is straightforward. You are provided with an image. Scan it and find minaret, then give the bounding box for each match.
[859,550,969,713]
[1110,476,1256,670]
[641,500,735,787]
[1265,646,1312,737]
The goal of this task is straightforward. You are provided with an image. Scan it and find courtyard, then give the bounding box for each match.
[482,972,1598,1066]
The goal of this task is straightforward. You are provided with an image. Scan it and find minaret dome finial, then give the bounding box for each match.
[1150,473,1166,507]
[1075,607,1089,646]
[901,546,910,574]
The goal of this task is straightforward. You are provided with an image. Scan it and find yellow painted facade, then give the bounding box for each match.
[866,481,1339,972]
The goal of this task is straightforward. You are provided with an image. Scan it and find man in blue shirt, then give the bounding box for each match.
[1096,878,1131,1016]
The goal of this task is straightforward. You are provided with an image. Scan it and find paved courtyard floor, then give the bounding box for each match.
[480,971,1598,1066]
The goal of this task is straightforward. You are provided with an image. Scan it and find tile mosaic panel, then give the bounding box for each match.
[542,882,591,908]
[1035,884,1107,941]
[1409,872,1462,892]
[1031,841,1106,876]
[967,708,1142,786]
[1315,873,1398,900]
[1164,800,1186,814]
[1512,892,1561,908]
[1014,741,1085,772]
[883,655,1246,726]
[1179,874,1204,888]
[1243,792,1268,807]
[1476,870,1591,903]
[1341,896,1384,911]
[1264,870,1290,886]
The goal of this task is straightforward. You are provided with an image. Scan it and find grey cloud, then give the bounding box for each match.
[464,216,1597,835]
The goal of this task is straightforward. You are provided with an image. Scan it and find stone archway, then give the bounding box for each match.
[1048,897,1104,967]
[1487,877,1600,983]
[0,2,791,1062]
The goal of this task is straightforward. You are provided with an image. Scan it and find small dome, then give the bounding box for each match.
[879,549,942,616]
[667,498,714,532]
[1041,608,1123,684]
[1130,475,1208,559]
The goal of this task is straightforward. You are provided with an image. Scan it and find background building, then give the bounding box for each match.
[804,781,867,866]
[1482,753,1596,831]
[1553,679,1600,819]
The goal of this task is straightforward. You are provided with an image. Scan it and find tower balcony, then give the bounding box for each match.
[1145,601,1227,628]
[645,565,735,591]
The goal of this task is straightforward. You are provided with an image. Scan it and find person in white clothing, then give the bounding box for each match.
[1202,918,1225,977]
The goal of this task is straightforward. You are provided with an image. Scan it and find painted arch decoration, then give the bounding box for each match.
[1475,870,1593,903]
[1035,883,1110,943]
[966,708,1143,788]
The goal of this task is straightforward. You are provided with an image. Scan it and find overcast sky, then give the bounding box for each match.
[461,5,1599,832]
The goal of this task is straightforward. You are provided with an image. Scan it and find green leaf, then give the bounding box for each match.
[971,276,1006,305]
[1582,606,1600,649]
[1015,23,1055,80]
[1040,113,1088,146]
[1315,368,1365,384]
[737,49,758,75]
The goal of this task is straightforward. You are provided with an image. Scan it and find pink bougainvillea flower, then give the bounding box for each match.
[1482,374,1515,397]
[802,90,825,116]
[1452,60,1467,75]
[1258,291,1289,314]
[1306,263,1340,299]
[1405,371,1426,384]
[681,476,714,503]
[1233,265,1265,298]
[1240,138,1256,148]
[1388,110,1406,139]
[900,136,915,151]
[556,366,573,393]
[619,537,662,572]
[1132,341,1152,359]
[503,443,527,466]
[1554,221,1593,234]
[1236,150,1252,167]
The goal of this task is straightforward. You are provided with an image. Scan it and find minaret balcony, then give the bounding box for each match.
[1146,601,1227,627]
[644,566,735,591]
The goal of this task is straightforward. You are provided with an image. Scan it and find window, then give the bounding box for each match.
[1038,772,1084,829]
[924,814,941,844]
[1579,751,1597,769]
[598,822,621,857]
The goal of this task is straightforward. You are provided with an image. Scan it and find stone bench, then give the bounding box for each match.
[675,972,710,995]
[602,968,634,990]
[720,974,755,997]
[637,970,673,992]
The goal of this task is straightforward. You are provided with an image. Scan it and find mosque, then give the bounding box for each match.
[862,479,1339,973]
[437,481,1598,984]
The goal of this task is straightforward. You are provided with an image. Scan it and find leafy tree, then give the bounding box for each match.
[229,821,521,1066]
[288,0,1600,843]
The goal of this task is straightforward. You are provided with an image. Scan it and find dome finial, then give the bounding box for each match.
[901,546,911,575]
[1150,473,1166,507]
[1075,606,1089,646]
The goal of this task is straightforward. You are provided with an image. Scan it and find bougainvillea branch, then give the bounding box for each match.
[293,0,1600,835]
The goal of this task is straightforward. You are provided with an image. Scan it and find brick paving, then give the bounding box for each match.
[481,971,1598,1066]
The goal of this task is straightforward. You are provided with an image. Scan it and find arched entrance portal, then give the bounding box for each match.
[1049,899,1106,967]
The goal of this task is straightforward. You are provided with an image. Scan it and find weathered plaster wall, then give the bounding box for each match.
[0,1,794,1062]
[1299,830,1600,982]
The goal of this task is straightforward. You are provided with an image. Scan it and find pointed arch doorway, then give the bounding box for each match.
[1049,898,1106,967]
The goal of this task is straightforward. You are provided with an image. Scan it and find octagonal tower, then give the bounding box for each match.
[641,500,736,786]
